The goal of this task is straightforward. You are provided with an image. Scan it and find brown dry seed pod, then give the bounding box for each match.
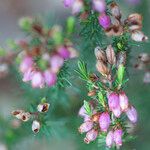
[88,90,96,97]
[94,47,106,62]
[96,60,110,76]
[106,45,116,65]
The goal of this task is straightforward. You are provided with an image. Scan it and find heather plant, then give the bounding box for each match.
[0,0,149,150]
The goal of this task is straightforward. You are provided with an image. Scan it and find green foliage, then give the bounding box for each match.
[76,60,89,81]
[83,100,92,116]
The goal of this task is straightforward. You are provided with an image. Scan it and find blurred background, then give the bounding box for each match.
[0,0,150,150]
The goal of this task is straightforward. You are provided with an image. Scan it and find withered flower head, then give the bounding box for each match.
[32,120,40,133]
[96,60,110,76]
[12,110,31,122]
[12,110,25,119]
[125,13,142,31]
[131,31,148,42]
[37,103,50,113]
[105,25,123,37]
[94,47,106,62]
[20,112,31,122]
[110,2,121,20]
[106,45,116,65]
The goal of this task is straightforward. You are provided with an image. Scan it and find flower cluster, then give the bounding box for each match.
[64,0,148,42]
[77,41,138,148]
[100,2,148,42]
[17,17,77,88]
[12,101,50,133]
[63,0,108,19]
[78,94,137,147]
[134,53,150,83]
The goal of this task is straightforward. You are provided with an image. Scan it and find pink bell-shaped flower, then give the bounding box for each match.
[72,0,83,15]
[92,0,106,13]
[20,56,33,73]
[119,91,129,112]
[58,46,70,59]
[84,129,98,144]
[31,71,45,88]
[44,70,57,87]
[126,105,138,123]
[78,121,93,133]
[108,92,119,111]
[113,129,123,146]
[99,112,110,132]
[63,0,74,7]
[22,68,34,82]
[106,131,114,148]
[98,13,111,29]
[50,54,64,73]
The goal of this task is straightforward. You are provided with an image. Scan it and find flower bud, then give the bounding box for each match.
[78,121,93,133]
[131,31,148,42]
[99,112,110,132]
[92,0,106,13]
[119,91,129,112]
[126,106,138,123]
[108,92,119,110]
[98,13,111,29]
[32,120,40,133]
[37,103,50,113]
[106,131,114,148]
[72,0,83,15]
[106,45,116,65]
[66,16,75,34]
[113,129,123,146]
[58,46,70,59]
[44,70,57,87]
[96,60,109,76]
[84,129,98,144]
[94,47,106,62]
[50,55,64,73]
[63,0,74,7]
[51,25,63,45]
[117,64,125,84]
[20,56,33,73]
[19,17,32,31]
[110,2,121,20]
[31,71,45,88]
